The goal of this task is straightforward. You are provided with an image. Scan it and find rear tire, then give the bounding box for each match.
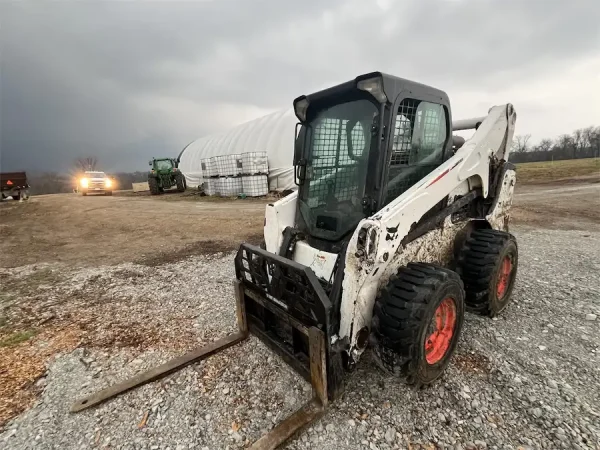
[148,177,160,195]
[373,263,465,386]
[176,174,186,192]
[457,229,518,317]
[12,193,20,201]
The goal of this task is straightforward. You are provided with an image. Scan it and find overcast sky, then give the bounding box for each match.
[1,0,599,173]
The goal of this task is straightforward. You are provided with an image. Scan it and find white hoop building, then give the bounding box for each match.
[179,109,298,191]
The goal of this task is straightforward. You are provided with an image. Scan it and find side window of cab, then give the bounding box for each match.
[384,99,449,205]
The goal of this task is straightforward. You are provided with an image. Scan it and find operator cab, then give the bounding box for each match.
[150,158,177,171]
[293,72,452,247]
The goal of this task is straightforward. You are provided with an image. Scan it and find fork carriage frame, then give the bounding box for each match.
[71,244,333,450]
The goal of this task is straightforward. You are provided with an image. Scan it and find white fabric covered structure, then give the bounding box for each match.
[179,109,298,191]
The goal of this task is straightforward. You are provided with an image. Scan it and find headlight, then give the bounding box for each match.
[105,179,112,188]
[80,178,89,188]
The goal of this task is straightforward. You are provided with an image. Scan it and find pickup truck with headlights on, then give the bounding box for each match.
[78,171,114,196]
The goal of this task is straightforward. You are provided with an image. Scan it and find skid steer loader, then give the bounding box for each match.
[72,72,518,449]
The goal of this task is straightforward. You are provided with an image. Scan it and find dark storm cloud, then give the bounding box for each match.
[1,0,599,173]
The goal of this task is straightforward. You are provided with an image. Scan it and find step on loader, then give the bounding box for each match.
[72,72,519,449]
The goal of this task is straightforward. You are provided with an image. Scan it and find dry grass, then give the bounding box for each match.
[0,325,83,427]
[516,157,600,184]
[0,330,38,348]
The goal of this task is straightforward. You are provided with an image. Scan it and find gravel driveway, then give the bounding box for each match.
[1,225,599,450]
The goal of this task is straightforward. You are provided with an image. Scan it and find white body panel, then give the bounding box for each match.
[264,192,297,254]
[293,241,338,281]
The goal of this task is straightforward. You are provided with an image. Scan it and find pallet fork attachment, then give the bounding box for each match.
[70,280,329,450]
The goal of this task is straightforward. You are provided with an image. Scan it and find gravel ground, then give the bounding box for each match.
[1,226,599,450]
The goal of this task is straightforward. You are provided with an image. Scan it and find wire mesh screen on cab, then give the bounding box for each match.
[307,118,367,205]
[385,99,448,205]
[304,99,377,210]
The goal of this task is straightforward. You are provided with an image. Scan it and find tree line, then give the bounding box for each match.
[509,126,600,164]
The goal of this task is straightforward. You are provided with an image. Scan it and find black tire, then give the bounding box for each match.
[81,190,87,196]
[457,229,518,317]
[373,263,465,385]
[176,174,186,192]
[12,193,20,201]
[105,191,113,196]
[148,177,160,195]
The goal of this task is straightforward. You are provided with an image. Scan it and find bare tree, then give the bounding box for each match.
[511,134,531,153]
[554,134,574,160]
[572,129,585,159]
[73,156,98,173]
[583,126,600,158]
[536,138,553,153]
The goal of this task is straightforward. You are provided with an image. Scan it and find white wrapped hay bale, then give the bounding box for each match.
[219,177,243,197]
[242,174,269,197]
[242,152,268,174]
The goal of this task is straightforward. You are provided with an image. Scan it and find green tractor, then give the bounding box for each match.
[147,158,186,195]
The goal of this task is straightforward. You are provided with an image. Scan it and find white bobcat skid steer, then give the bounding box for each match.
[72,72,518,449]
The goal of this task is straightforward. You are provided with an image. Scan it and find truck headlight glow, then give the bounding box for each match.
[357,76,387,103]
[105,179,112,188]
[80,178,89,188]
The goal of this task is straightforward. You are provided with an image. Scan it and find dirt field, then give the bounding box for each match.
[1,178,598,270]
[0,177,599,448]
[0,191,269,268]
[512,183,600,229]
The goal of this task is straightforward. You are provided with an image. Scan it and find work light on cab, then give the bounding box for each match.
[356,75,387,103]
[293,97,309,122]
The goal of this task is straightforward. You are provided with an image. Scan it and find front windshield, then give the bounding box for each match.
[87,172,106,179]
[155,160,173,171]
[298,98,378,240]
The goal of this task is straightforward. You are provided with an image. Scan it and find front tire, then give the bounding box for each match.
[457,229,518,317]
[373,263,465,385]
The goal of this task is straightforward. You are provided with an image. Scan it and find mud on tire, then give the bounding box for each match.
[372,262,465,385]
[457,229,518,317]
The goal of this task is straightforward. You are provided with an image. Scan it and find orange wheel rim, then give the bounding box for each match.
[425,297,457,365]
[496,256,513,299]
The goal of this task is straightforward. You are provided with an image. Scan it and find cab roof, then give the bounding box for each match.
[298,71,449,110]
